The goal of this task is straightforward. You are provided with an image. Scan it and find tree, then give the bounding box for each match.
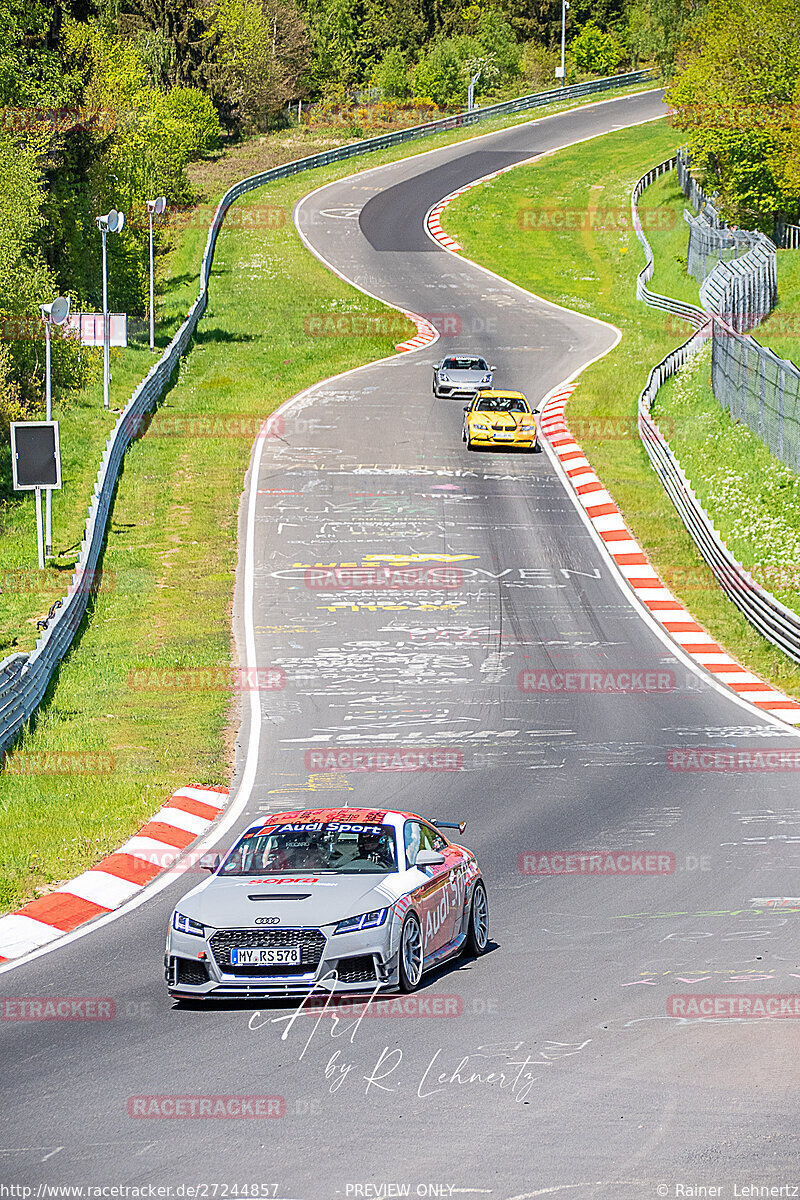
[412,39,463,106]
[626,0,706,77]
[570,20,626,76]
[300,0,426,97]
[209,0,309,129]
[116,0,213,91]
[667,0,800,226]
[374,47,410,99]
[0,130,91,419]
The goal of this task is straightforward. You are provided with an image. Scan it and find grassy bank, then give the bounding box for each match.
[0,79,658,914]
[443,120,800,699]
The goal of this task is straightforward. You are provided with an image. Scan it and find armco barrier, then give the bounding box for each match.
[0,70,655,754]
[632,156,706,331]
[632,163,800,665]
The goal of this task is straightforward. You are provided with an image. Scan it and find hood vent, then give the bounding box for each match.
[248,893,311,901]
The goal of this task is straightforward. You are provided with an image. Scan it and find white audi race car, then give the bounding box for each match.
[165,807,489,1001]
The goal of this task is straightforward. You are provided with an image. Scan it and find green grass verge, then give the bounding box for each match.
[443,119,800,700]
[0,79,658,914]
[655,343,800,618]
[750,247,800,361]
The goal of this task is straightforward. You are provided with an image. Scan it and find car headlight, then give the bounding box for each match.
[333,908,389,934]
[172,911,205,937]
[439,374,449,382]
[471,420,490,430]
[481,374,492,383]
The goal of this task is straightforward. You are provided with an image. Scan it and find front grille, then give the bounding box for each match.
[336,955,377,984]
[176,958,209,986]
[219,964,313,978]
[210,928,326,973]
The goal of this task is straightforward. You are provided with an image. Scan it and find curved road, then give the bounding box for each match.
[2,90,800,1198]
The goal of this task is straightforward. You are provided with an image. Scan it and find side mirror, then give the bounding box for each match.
[415,849,446,867]
[199,852,220,872]
[463,405,470,412]
[489,365,497,372]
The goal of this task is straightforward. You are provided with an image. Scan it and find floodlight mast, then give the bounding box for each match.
[39,295,70,558]
[95,209,125,409]
[145,197,167,352]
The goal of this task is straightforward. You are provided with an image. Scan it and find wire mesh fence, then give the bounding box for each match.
[699,239,777,333]
[633,164,800,665]
[710,324,800,470]
[677,150,777,327]
[684,210,763,284]
[672,148,800,475]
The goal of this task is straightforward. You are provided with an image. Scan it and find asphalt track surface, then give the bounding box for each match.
[3,90,800,1198]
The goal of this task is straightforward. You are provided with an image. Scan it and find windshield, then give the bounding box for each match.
[220,820,398,875]
[444,358,488,372]
[474,397,529,413]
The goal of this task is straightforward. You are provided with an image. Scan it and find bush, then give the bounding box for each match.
[374,47,410,100]
[520,41,561,92]
[571,21,627,75]
[412,41,464,109]
[161,88,221,157]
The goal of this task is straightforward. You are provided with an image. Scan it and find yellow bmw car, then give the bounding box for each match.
[462,390,541,452]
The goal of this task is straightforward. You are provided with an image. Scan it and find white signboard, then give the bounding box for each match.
[65,313,128,347]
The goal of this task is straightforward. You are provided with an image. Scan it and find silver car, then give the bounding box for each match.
[165,806,489,1001]
[432,353,494,398]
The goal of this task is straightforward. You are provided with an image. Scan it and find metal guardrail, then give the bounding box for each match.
[631,157,706,329]
[632,162,800,665]
[0,69,656,754]
[775,220,800,250]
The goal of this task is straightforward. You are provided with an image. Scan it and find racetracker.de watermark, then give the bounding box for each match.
[566,415,677,441]
[0,105,117,133]
[517,205,677,232]
[0,567,113,595]
[518,851,675,875]
[667,994,800,1018]
[131,413,286,440]
[303,995,464,1017]
[303,748,462,772]
[664,312,800,338]
[127,667,285,692]
[0,997,116,1021]
[1,751,116,775]
[304,313,411,338]
[518,669,675,693]
[667,748,800,772]
[127,1095,285,1119]
[305,566,463,590]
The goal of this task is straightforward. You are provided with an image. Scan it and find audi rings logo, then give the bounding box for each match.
[254,916,280,925]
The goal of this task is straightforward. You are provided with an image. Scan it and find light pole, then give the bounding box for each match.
[96,209,125,410]
[468,70,481,112]
[559,0,570,87]
[39,295,70,558]
[145,196,166,352]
